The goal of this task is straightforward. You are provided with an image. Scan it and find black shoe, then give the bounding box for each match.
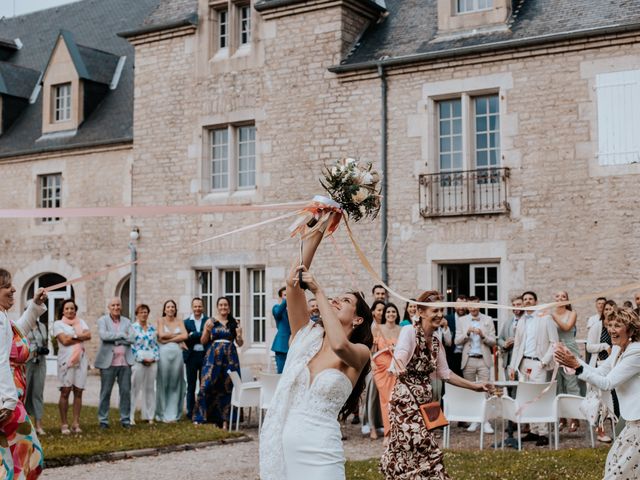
[350,415,361,425]
[99,423,109,430]
[535,436,549,446]
[121,423,132,429]
[457,422,470,428]
[521,432,539,442]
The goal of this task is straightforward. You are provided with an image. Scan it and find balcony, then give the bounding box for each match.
[419,167,510,218]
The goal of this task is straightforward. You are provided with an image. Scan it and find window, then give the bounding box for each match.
[250,269,266,343]
[439,263,499,319]
[437,93,500,173]
[53,83,71,122]
[208,124,256,192]
[239,5,251,46]
[457,0,493,13]
[39,173,61,223]
[595,69,640,166]
[197,270,214,317]
[222,269,241,319]
[218,9,228,49]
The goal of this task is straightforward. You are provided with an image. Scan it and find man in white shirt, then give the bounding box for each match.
[585,297,606,365]
[454,296,496,433]
[508,291,559,446]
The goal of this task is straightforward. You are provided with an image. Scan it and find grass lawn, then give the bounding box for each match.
[39,403,240,464]
[346,449,609,480]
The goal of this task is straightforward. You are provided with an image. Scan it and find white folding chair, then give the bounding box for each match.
[258,372,281,429]
[554,394,595,449]
[443,383,496,449]
[501,381,556,451]
[241,366,255,382]
[228,369,261,431]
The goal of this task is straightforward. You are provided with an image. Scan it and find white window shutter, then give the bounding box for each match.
[595,69,640,166]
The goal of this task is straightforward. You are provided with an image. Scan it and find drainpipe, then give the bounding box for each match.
[128,227,139,317]
[378,63,388,284]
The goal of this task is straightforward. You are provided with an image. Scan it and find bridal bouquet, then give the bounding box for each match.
[290,157,382,238]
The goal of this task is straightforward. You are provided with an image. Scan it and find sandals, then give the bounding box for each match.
[568,420,579,433]
[61,425,71,435]
[71,425,82,434]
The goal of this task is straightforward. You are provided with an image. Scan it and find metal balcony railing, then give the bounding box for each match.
[419,167,510,218]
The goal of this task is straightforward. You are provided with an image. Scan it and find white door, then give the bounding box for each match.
[470,263,499,320]
[45,291,71,376]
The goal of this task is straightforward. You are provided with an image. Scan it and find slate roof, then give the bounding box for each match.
[0,0,160,158]
[254,0,386,13]
[334,0,640,71]
[0,62,39,99]
[143,0,198,27]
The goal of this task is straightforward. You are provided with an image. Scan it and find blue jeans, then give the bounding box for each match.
[98,366,131,425]
[275,352,287,374]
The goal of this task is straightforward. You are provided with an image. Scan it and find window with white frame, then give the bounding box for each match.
[53,83,71,122]
[437,93,500,174]
[239,4,251,46]
[197,270,215,317]
[218,9,228,49]
[222,269,241,319]
[39,173,61,223]
[457,0,493,13]
[595,69,640,166]
[208,124,256,192]
[250,269,266,344]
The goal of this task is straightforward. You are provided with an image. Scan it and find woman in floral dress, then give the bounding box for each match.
[0,268,48,479]
[381,290,491,480]
[193,296,243,428]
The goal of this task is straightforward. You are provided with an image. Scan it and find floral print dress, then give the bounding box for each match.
[380,324,450,480]
[0,322,44,479]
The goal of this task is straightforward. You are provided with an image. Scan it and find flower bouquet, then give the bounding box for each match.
[290,157,382,239]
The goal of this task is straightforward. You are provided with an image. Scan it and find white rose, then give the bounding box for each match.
[331,166,338,176]
[360,172,373,185]
[344,157,356,166]
[352,187,369,204]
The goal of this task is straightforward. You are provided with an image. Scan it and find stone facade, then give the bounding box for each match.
[1,0,639,372]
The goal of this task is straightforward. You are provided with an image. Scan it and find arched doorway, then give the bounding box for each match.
[26,273,74,375]
[117,275,131,320]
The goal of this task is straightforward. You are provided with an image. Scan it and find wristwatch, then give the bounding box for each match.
[574,365,583,376]
[73,333,78,339]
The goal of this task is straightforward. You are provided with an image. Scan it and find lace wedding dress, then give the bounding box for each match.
[260,321,352,480]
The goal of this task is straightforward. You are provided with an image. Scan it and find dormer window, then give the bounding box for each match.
[53,83,71,122]
[239,5,251,46]
[457,0,492,13]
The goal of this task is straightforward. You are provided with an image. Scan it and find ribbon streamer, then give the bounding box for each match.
[44,260,142,292]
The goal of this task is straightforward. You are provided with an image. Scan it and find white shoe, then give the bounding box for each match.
[467,422,479,432]
[483,422,494,434]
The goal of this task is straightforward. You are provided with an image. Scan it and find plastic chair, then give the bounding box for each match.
[258,372,281,429]
[443,383,498,450]
[554,394,595,449]
[241,366,255,382]
[228,369,261,431]
[501,381,557,450]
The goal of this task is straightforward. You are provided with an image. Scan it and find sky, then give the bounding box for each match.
[0,0,77,18]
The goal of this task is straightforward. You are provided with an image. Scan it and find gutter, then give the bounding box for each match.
[254,0,386,13]
[0,138,132,160]
[329,22,640,73]
[378,64,388,284]
[118,13,198,39]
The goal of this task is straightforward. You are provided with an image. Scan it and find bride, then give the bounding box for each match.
[260,226,373,480]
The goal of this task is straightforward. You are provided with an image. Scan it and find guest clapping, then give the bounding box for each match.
[131,304,159,424]
[54,299,91,434]
[193,296,242,428]
[155,300,187,423]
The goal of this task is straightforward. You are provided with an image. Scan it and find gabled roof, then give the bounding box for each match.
[333,0,640,71]
[0,62,39,99]
[0,0,160,158]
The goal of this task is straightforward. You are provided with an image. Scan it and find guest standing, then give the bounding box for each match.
[95,297,136,429]
[25,315,48,435]
[381,290,491,479]
[401,299,418,327]
[0,268,47,478]
[53,299,91,434]
[130,303,159,424]
[363,300,386,439]
[271,287,290,373]
[444,295,468,376]
[372,303,401,440]
[193,296,243,428]
[183,297,208,420]
[155,299,187,423]
[555,308,640,480]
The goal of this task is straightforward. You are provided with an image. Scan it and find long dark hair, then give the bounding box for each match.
[370,300,386,323]
[162,299,177,317]
[382,302,400,325]
[402,298,417,321]
[216,296,238,340]
[338,291,373,422]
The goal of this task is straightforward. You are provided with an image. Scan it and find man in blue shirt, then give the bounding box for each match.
[271,287,290,374]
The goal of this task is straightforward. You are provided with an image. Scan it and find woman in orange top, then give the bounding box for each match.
[372,303,401,441]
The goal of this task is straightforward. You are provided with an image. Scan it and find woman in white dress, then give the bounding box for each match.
[555,307,640,480]
[53,298,91,434]
[260,226,373,480]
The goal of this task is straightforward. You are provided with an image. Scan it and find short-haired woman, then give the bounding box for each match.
[130,304,159,424]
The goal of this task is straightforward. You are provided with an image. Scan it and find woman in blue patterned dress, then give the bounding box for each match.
[193,296,243,428]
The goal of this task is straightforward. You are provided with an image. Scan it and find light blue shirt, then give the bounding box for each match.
[469,317,483,355]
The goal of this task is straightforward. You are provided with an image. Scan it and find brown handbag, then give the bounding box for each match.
[419,401,449,431]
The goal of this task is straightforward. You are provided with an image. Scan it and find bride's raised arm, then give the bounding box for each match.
[287,228,324,339]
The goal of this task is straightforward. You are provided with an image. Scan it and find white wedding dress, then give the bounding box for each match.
[260,321,352,480]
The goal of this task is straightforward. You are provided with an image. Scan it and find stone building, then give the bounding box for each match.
[1,0,639,371]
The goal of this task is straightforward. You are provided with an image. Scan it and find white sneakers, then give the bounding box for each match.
[467,422,494,434]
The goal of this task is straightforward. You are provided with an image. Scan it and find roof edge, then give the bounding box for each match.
[329,22,640,73]
[118,13,198,39]
[0,137,133,160]
[254,0,386,14]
